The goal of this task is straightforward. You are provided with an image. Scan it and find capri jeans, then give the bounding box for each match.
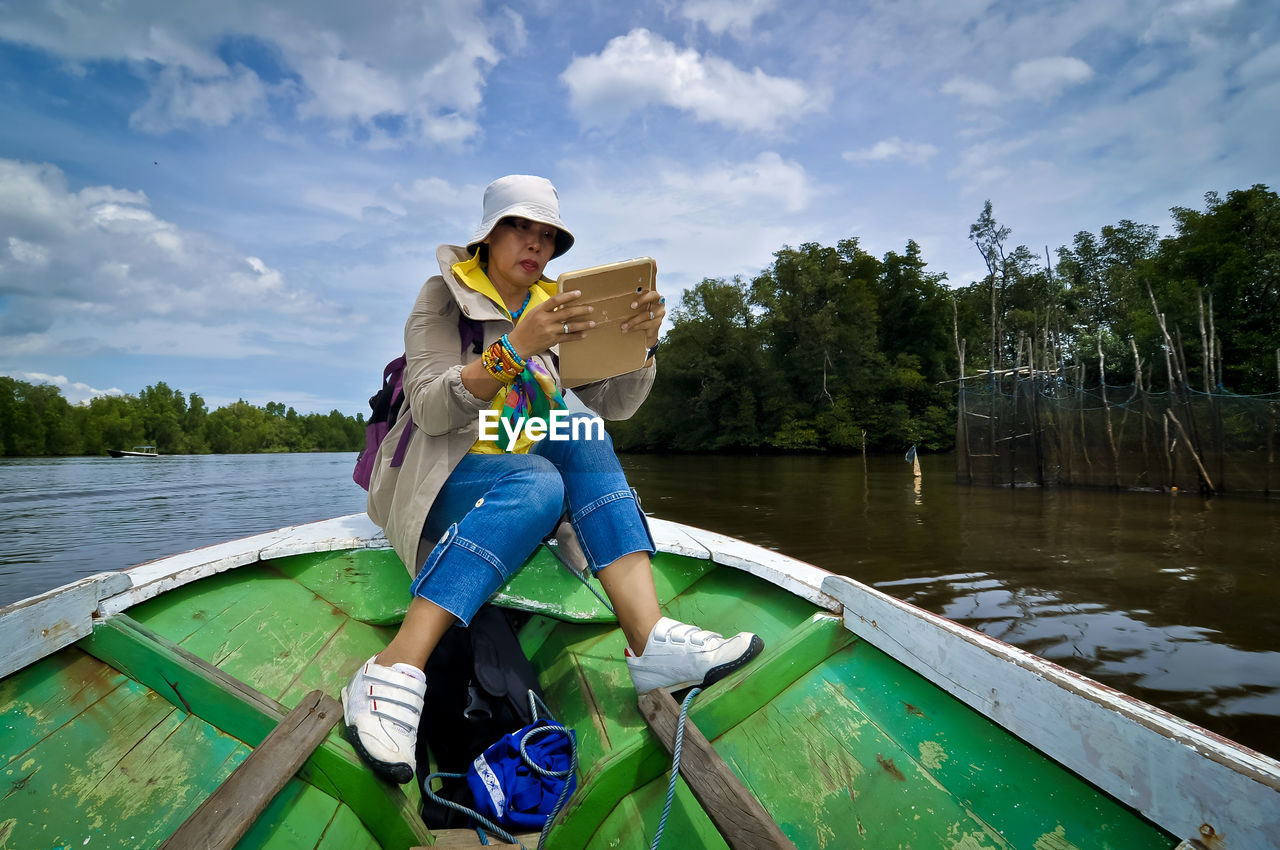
[410,413,656,626]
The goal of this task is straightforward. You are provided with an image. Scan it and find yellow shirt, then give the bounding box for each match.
[452,252,555,454]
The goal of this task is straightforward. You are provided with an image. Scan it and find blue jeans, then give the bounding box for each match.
[410,414,655,625]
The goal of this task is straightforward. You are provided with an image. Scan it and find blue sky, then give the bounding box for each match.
[1,0,1277,415]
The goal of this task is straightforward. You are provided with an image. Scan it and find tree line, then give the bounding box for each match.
[608,183,1279,454]
[5,184,1273,458]
[0,378,365,457]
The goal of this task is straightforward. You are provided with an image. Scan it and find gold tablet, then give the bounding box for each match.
[555,257,657,387]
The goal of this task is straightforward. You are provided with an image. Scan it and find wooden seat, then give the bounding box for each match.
[639,689,796,850]
[159,689,341,850]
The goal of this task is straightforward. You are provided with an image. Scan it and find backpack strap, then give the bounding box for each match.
[382,313,486,474]
[390,412,414,468]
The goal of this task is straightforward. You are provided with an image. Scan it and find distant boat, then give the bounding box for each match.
[107,444,159,457]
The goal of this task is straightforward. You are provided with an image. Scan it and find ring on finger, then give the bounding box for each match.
[562,321,569,335]
[649,310,655,320]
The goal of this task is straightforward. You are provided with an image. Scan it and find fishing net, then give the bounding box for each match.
[956,374,1280,496]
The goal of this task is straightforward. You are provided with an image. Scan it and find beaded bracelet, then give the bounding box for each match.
[481,343,516,383]
[499,334,526,370]
[481,336,527,383]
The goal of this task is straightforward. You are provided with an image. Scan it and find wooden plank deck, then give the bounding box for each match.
[159,689,342,850]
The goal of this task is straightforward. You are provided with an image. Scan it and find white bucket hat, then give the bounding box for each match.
[466,175,574,259]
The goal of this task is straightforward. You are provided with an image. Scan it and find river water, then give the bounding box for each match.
[2,451,1277,761]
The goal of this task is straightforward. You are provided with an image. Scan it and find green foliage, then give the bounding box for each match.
[614,184,1276,455]
[611,239,959,453]
[9,185,1273,459]
[0,378,364,457]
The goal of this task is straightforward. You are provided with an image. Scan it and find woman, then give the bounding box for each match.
[343,175,763,784]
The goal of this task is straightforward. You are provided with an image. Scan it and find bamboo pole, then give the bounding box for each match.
[1099,337,1120,487]
[1077,358,1092,479]
[1148,283,1214,493]
[958,340,971,484]
[1167,409,1215,493]
[1133,338,1151,484]
[1198,291,1211,395]
[1267,404,1275,498]
[1028,332,1045,486]
[1208,290,1217,387]
[861,428,868,477]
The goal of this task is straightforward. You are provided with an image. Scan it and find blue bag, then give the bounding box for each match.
[466,720,578,832]
[424,690,578,846]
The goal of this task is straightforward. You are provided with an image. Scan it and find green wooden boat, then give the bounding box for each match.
[2,513,1277,849]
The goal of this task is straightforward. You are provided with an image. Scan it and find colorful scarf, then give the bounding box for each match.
[497,360,566,452]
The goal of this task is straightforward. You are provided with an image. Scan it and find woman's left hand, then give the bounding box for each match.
[620,290,666,348]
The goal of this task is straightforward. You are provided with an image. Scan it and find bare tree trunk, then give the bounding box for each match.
[953,299,972,484]
[1198,291,1212,395]
[1099,337,1120,487]
[1133,338,1151,486]
[1167,409,1215,493]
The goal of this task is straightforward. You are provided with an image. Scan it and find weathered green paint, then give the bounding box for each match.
[1,649,251,849]
[495,547,714,621]
[79,614,428,849]
[233,776,382,850]
[541,578,855,848]
[271,549,411,626]
[590,769,731,849]
[834,640,1175,849]
[4,541,1187,849]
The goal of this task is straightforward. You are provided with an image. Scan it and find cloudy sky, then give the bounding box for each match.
[1,0,1276,414]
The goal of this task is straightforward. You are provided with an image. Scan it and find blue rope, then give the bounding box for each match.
[543,541,616,615]
[422,770,522,847]
[649,688,702,850]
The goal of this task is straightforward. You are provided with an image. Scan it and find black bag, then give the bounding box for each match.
[416,604,544,827]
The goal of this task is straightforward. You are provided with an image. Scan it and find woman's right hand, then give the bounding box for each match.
[507,290,595,358]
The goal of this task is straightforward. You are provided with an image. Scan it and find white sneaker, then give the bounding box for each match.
[626,617,764,694]
[340,656,426,784]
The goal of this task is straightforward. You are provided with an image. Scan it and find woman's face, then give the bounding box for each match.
[485,217,558,291]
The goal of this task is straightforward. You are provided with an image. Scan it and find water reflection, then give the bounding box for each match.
[620,452,1280,760]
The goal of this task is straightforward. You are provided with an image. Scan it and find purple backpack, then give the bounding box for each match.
[353,314,484,490]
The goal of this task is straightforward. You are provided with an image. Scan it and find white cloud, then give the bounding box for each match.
[940,75,1003,107]
[559,152,820,296]
[666,152,817,213]
[942,56,1092,107]
[130,65,274,132]
[947,136,1037,190]
[3,371,124,405]
[843,138,940,165]
[1011,56,1094,100]
[561,28,823,133]
[0,158,337,356]
[8,236,49,266]
[0,0,503,145]
[681,0,778,38]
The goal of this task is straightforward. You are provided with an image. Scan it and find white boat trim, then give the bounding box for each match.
[3,512,1278,848]
[0,571,131,679]
[97,513,389,616]
[822,573,1280,850]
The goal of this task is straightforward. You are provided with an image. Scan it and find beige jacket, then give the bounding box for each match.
[366,244,658,574]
